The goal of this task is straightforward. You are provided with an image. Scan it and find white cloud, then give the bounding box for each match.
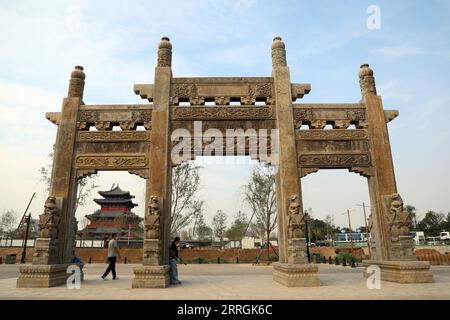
[0,79,61,222]
[377,79,414,104]
[371,41,425,58]
[233,0,258,11]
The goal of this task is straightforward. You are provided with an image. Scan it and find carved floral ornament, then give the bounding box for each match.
[294,109,366,121]
[77,131,150,142]
[75,155,148,169]
[76,110,152,131]
[170,82,275,105]
[299,154,371,167]
[297,130,368,140]
[172,106,274,120]
[293,108,368,129]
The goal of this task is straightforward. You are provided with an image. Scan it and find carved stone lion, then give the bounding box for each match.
[384,193,411,243]
[146,195,161,239]
[38,196,59,238]
[287,195,305,239]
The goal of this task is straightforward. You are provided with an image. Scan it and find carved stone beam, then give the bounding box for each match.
[384,110,399,123]
[95,121,112,131]
[128,169,150,180]
[349,166,375,178]
[333,120,351,129]
[214,96,230,105]
[300,167,320,178]
[134,84,154,102]
[76,169,98,179]
[291,83,311,100]
[46,112,61,125]
[190,97,205,105]
[356,120,369,129]
[309,120,326,129]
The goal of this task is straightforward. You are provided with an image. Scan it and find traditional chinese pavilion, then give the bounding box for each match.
[81,185,143,240]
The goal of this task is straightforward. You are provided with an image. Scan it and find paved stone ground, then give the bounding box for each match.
[0,263,449,299]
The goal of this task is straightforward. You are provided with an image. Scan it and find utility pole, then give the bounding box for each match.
[304,210,311,263]
[17,193,36,235]
[343,209,354,255]
[128,223,131,246]
[13,192,36,253]
[20,213,31,264]
[356,202,372,259]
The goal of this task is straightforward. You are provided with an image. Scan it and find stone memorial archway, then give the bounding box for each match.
[16,37,434,288]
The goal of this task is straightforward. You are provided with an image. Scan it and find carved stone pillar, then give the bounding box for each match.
[31,196,62,266]
[133,37,172,288]
[271,37,319,287]
[17,66,85,288]
[361,64,433,283]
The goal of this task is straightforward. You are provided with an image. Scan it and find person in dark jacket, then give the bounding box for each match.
[169,236,181,284]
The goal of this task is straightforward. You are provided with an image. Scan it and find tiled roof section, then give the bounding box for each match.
[93,198,138,207]
[98,185,135,198]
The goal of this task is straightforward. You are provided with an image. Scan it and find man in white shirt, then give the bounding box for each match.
[101,233,120,280]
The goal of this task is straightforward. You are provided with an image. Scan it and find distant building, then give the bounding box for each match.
[80,185,143,240]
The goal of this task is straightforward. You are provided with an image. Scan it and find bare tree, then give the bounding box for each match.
[0,210,18,239]
[212,210,227,248]
[79,216,90,230]
[405,205,418,229]
[39,148,99,214]
[171,162,204,237]
[192,211,211,241]
[243,164,277,247]
[226,211,248,244]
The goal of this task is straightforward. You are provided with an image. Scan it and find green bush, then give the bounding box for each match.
[269,254,279,262]
[337,252,352,261]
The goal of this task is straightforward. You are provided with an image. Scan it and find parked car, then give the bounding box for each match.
[180,242,192,249]
[440,231,450,241]
[315,240,332,247]
[410,231,426,245]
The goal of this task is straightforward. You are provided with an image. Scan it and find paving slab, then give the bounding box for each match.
[0,263,449,300]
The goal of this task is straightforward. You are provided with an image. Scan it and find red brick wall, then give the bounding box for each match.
[416,249,450,265]
[0,247,273,264]
[3,246,446,264]
[0,248,34,263]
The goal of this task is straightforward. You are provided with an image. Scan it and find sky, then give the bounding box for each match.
[0,0,449,231]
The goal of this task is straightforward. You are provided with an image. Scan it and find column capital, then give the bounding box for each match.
[68,65,85,98]
[359,63,377,97]
[271,36,287,67]
[157,36,172,67]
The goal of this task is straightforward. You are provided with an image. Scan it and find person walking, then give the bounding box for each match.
[101,233,120,280]
[169,236,182,285]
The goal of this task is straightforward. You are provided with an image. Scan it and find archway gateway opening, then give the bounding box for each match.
[17,37,433,288]
[75,171,146,248]
[301,169,372,258]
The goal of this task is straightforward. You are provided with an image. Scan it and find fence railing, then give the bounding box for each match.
[0,238,143,248]
[0,239,35,247]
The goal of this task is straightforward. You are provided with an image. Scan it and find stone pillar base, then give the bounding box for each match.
[16,263,84,288]
[272,262,320,287]
[132,265,170,288]
[362,260,434,283]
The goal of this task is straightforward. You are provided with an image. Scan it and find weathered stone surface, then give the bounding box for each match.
[132,265,170,288]
[272,262,320,287]
[16,263,84,288]
[18,37,424,289]
[362,260,434,283]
